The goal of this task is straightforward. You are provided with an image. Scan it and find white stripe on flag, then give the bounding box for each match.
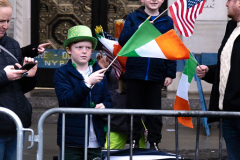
[98,37,118,53]
[176,73,190,101]
[135,39,167,59]
[172,2,187,37]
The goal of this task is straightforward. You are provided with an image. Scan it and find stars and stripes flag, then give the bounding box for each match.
[169,0,206,37]
[99,32,125,80]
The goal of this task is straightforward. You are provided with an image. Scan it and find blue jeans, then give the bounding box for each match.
[223,118,240,160]
[0,133,25,160]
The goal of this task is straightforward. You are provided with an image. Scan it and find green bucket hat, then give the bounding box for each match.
[63,25,98,50]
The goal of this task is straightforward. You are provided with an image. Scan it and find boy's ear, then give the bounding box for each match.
[140,0,144,3]
[66,47,71,55]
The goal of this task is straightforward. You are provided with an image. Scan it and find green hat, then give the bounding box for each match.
[63,25,98,50]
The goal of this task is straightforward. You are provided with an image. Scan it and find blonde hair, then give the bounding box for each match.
[0,0,12,8]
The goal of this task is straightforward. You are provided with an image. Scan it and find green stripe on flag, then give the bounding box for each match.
[183,53,197,83]
[117,20,162,57]
[125,50,140,57]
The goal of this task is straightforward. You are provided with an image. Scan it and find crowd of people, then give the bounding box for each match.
[1,0,240,160]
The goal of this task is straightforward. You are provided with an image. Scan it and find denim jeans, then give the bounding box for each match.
[0,133,25,160]
[223,118,240,160]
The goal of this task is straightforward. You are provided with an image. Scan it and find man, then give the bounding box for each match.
[0,0,38,160]
[196,0,240,159]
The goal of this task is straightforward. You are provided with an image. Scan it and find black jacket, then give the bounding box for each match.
[118,6,176,82]
[0,33,37,134]
[54,60,112,147]
[202,20,240,122]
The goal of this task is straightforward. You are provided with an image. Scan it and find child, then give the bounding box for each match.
[54,25,112,160]
[118,0,176,150]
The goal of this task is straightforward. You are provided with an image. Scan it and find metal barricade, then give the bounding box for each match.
[31,108,240,160]
[0,107,34,160]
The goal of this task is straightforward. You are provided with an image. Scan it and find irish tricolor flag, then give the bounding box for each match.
[174,54,197,128]
[117,20,190,60]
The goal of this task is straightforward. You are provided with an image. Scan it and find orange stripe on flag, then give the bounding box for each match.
[155,29,190,60]
[113,44,127,71]
[174,96,193,128]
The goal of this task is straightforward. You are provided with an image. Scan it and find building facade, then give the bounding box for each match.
[8,0,228,92]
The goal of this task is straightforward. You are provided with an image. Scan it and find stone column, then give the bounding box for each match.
[167,0,228,94]
[8,0,32,97]
[14,0,31,48]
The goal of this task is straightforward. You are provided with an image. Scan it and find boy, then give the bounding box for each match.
[118,0,176,150]
[54,25,112,160]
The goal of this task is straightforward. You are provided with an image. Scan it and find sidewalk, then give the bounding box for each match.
[23,123,227,160]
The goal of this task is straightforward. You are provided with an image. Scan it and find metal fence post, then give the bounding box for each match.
[0,107,24,160]
[219,118,223,160]
[84,114,89,160]
[130,114,133,160]
[175,117,179,160]
[195,117,200,160]
[107,114,111,160]
[61,113,66,160]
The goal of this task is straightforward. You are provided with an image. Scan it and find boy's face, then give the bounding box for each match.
[141,0,164,11]
[66,41,93,67]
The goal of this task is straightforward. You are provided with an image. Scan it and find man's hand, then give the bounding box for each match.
[96,50,109,69]
[196,65,209,79]
[95,103,105,109]
[15,57,38,77]
[164,77,173,86]
[37,43,51,54]
[85,68,107,85]
[4,65,27,81]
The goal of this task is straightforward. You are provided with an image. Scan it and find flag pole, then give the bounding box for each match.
[91,56,119,89]
[102,29,105,38]
[152,8,168,23]
[105,56,118,71]
[91,28,120,89]
[190,52,203,70]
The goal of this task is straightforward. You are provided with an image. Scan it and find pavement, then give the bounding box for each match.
[23,123,227,160]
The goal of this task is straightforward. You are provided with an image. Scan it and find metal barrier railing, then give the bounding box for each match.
[30,108,240,160]
[0,107,34,160]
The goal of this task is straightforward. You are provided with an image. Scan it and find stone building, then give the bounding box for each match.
[8,0,228,93]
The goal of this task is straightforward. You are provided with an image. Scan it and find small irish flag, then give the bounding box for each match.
[173,54,197,128]
[117,20,190,60]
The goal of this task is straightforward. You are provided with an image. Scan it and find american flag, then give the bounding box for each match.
[169,0,206,37]
[102,32,122,80]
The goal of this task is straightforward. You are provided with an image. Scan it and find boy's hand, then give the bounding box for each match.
[196,65,209,79]
[97,50,109,69]
[164,77,172,86]
[95,103,105,109]
[4,65,27,81]
[85,68,107,85]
